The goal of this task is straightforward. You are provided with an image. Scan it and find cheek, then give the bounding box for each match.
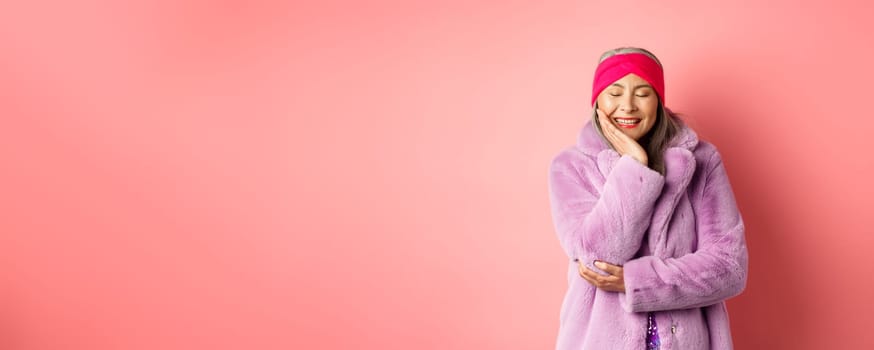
[596,95,616,110]
[642,102,659,121]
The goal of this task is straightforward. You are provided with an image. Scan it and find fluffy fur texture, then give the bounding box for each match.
[548,120,748,349]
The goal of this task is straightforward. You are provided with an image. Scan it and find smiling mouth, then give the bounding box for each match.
[613,118,641,128]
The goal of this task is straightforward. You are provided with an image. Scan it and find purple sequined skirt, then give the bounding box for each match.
[646,312,660,350]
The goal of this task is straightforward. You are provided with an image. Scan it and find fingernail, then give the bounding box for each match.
[594,261,604,268]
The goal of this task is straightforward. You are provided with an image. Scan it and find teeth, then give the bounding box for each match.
[615,119,640,125]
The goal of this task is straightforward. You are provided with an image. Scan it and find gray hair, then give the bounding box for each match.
[598,47,663,66]
[591,47,680,175]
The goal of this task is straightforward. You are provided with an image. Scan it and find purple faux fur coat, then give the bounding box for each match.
[548,120,748,349]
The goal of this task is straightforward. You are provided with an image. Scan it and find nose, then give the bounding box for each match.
[619,95,637,113]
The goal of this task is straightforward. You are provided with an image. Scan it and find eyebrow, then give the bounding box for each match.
[610,83,653,90]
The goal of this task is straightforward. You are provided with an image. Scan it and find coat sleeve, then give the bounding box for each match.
[619,151,749,313]
[548,152,665,269]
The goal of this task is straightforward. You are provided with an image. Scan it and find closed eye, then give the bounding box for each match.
[610,93,649,97]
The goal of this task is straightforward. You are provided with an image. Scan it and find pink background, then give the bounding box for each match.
[2,0,873,349]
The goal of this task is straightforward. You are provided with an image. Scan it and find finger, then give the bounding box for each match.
[598,108,625,135]
[579,266,598,285]
[598,111,621,145]
[605,131,624,154]
[604,126,631,155]
[579,264,600,282]
[597,107,615,121]
[589,267,619,284]
[579,262,596,281]
[583,265,618,285]
[597,108,612,126]
[603,118,629,142]
[598,109,615,132]
[600,113,623,144]
[611,125,634,144]
[594,261,623,277]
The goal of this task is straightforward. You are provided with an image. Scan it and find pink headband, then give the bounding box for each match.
[591,52,665,106]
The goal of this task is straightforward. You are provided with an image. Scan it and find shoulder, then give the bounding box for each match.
[688,139,734,200]
[548,140,614,195]
[548,145,606,198]
[549,145,596,179]
[669,117,722,174]
[692,140,724,174]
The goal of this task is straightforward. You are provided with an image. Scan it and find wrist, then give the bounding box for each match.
[635,155,648,166]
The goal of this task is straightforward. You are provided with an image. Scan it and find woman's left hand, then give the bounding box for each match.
[579,260,626,293]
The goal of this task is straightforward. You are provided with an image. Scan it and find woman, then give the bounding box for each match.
[547,47,748,349]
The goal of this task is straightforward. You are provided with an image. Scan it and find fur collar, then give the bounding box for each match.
[575,118,701,257]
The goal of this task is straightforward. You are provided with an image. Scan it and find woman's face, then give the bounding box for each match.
[595,73,659,141]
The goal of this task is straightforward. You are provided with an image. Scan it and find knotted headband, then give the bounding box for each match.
[591,52,665,107]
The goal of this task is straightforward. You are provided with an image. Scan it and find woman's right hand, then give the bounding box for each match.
[597,108,648,166]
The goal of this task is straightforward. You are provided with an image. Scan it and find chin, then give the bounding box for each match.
[621,130,642,140]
